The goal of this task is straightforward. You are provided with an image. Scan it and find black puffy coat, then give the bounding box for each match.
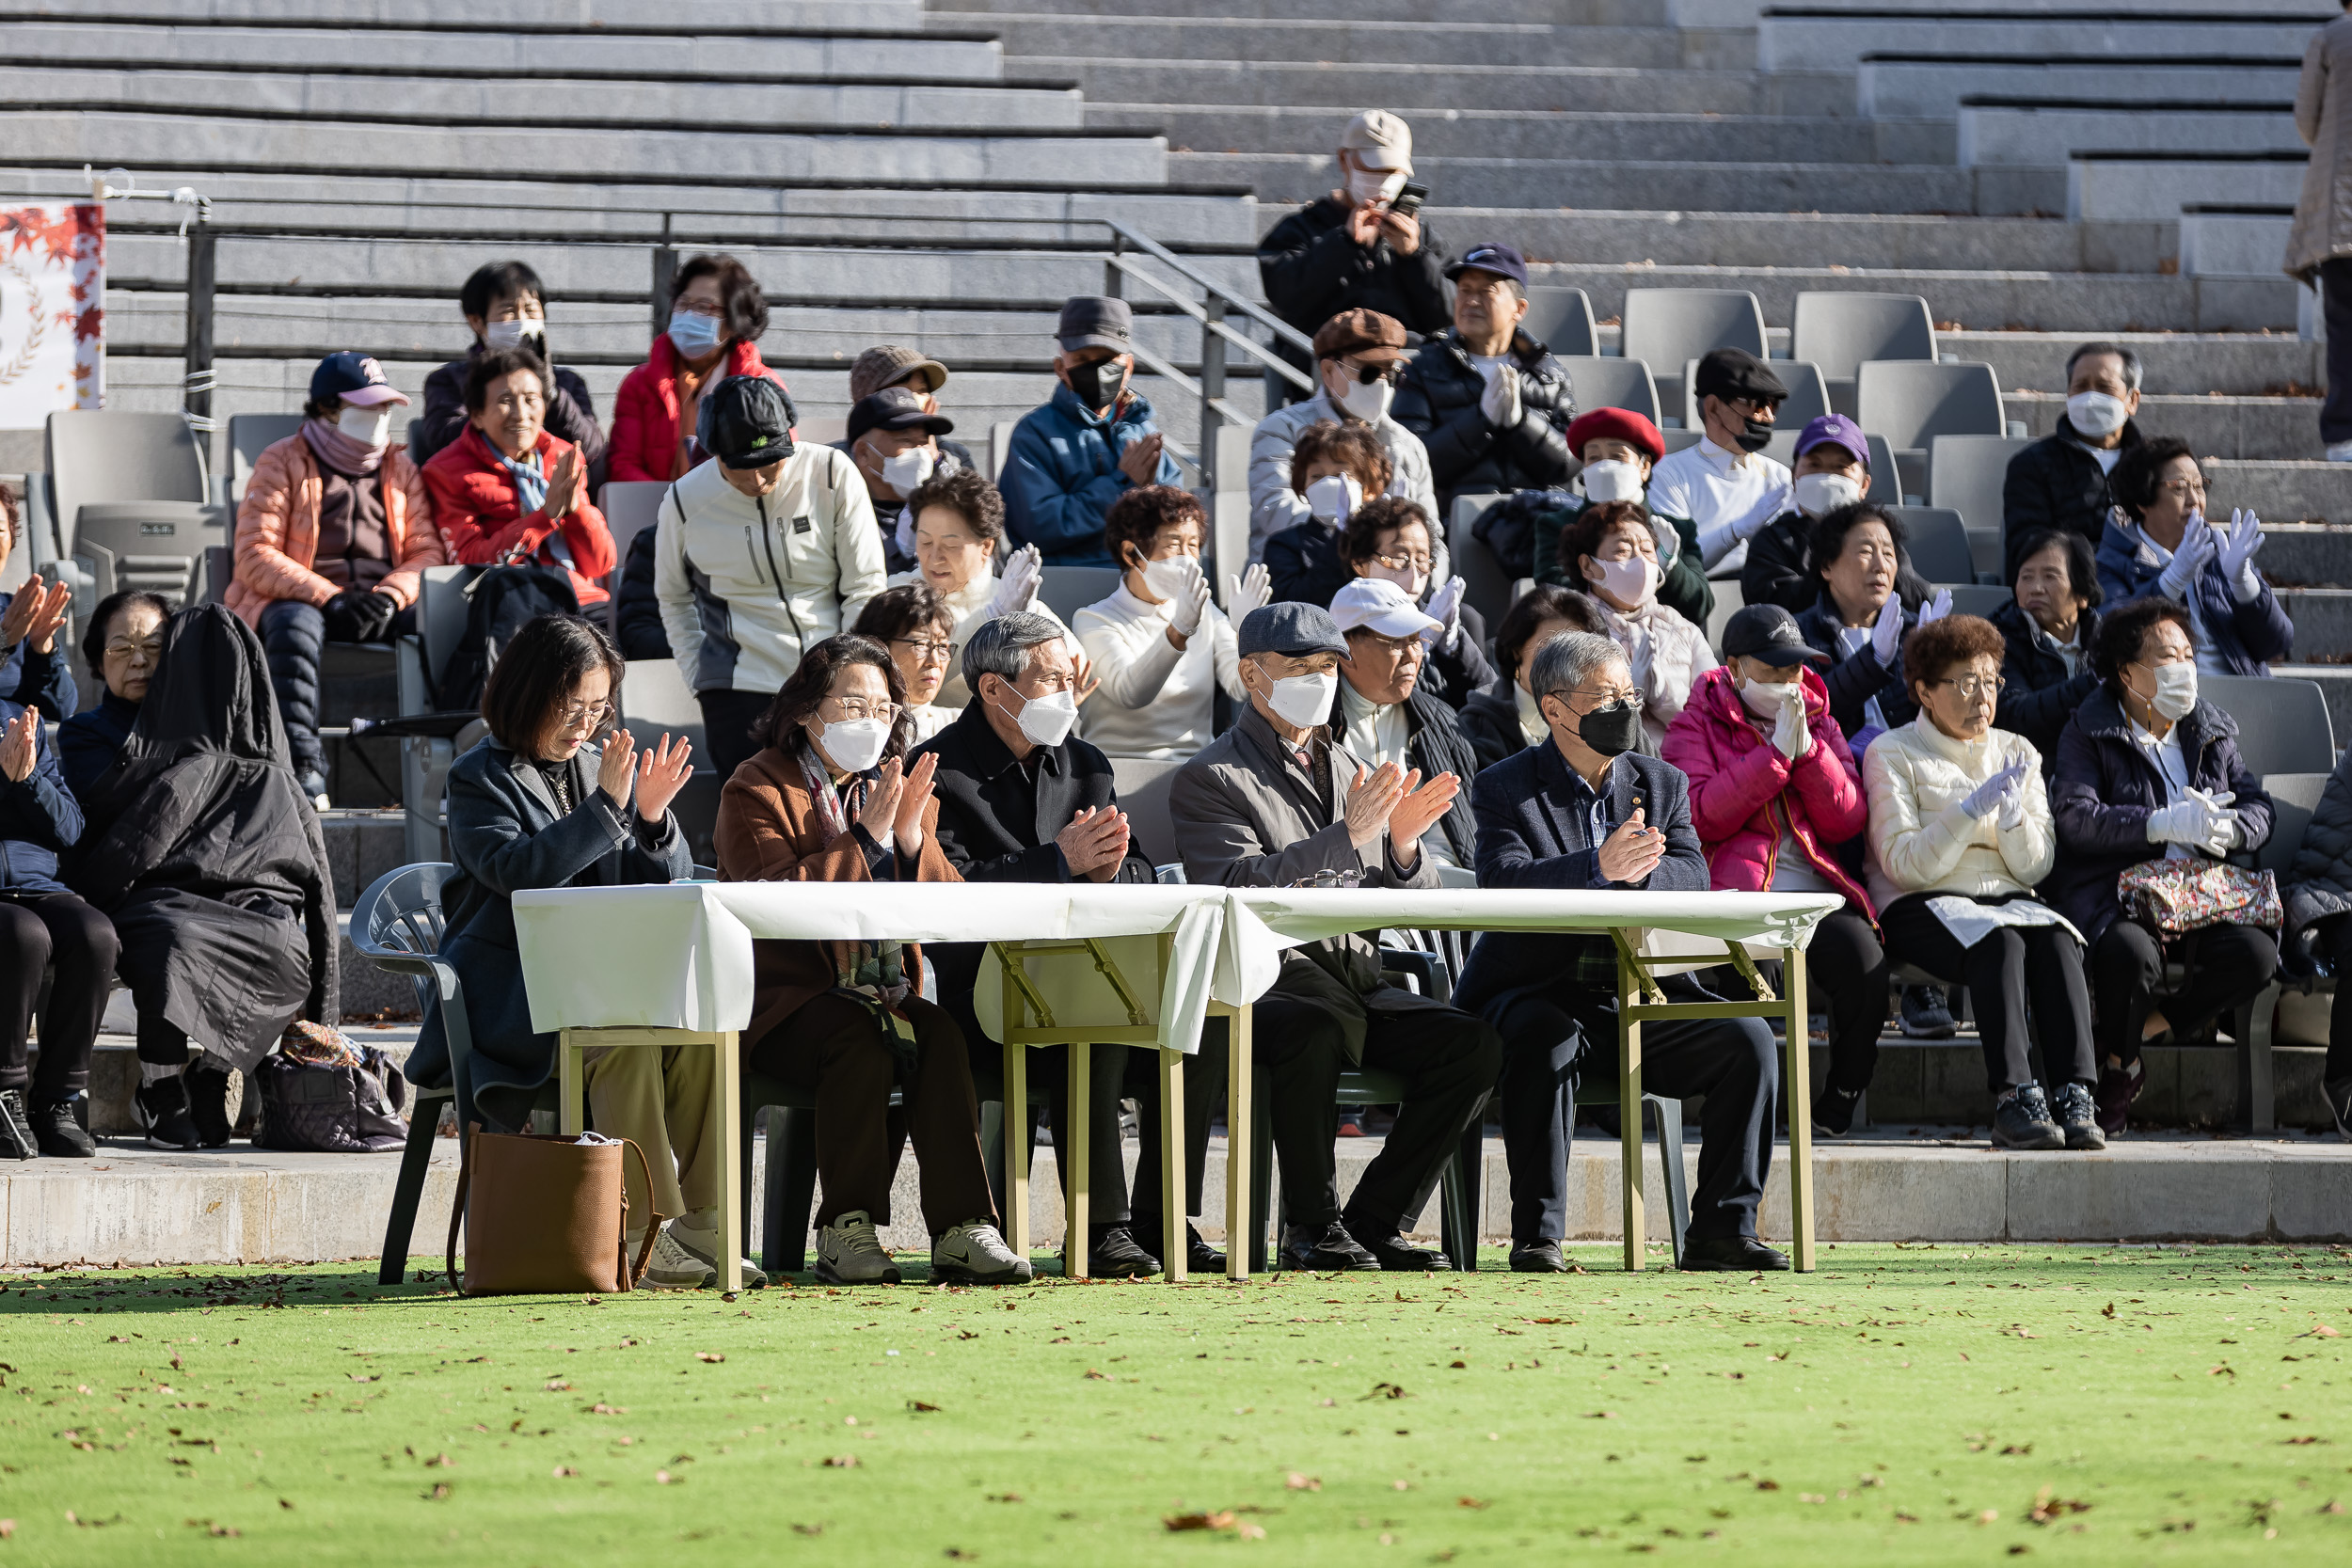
[614,525,671,661]
[2000,416,2144,582]
[1989,597,2101,772]
[1392,327,1575,517]
[1257,197,1452,376]
[2285,744,2352,943]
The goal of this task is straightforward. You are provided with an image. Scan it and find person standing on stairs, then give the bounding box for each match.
[2288,0,2352,463]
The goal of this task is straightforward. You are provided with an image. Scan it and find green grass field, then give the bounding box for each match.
[0,1244,2345,1565]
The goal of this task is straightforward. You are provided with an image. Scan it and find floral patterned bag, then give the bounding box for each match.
[2116,860,2283,937]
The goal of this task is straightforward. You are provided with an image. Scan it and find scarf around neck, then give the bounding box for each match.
[301,416,388,477]
[476,425,548,514]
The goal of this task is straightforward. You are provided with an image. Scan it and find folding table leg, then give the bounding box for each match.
[1224,1003,1253,1282]
[559,1031,585,1135]
[1783,955,1815,1273]
[1159,1046,1186,1283]
[1617,959,1645,1273]
[710,1030,742,1295]
[1004,1038,1030,1263]
[1067,1046,1090,1279]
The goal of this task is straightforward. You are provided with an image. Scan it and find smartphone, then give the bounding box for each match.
[1389,182,1427,220]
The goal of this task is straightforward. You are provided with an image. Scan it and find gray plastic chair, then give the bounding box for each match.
[619,657,719,863]
[1110,755,1184,871]
[1791,293,1936,417]
[597,480,670,621]
[225,413,304,505]
[1886,506,1975,586]
[1039,565,1121,623]
[1522,286,1597,357]
[1855,361,2006,500]
[1685,358,1830,432]
[392,564,485,863]
[1622,290,1767,424]
[66,500,228,606]
[1943,584,2013,619]
[2201,677,2338,777]
[1448,492,1516,633]
[2235,770,2332,1132]
[1554,357,1662,430]
[44,410,207,556]
[1929,434,2035,541]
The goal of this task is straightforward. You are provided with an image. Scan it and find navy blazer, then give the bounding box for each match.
[1453,742,1708,1017]
[405,735,690,1129]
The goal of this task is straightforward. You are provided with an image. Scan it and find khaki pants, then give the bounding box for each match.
[581,1043,720,1227]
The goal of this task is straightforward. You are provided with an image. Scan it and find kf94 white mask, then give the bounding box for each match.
[1265,670,1338,729]
[1578,459,1645,504]
[818,718,890,774]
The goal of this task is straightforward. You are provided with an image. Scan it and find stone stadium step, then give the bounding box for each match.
[2278,588,2352,661]
[933,0,1680,21]
[2244,523,2352,584]
[1852,1037,2342,1132]
[1960,102,2307,168]
[1857,56,2307,122]
[926,10,1719,71]
[2,0,932,26]
[1949,330,2322,399]
[2207,460,2352,527]
[1089,103,1949,166]
[0,63,1085,132]
[2068,152,2310,225]
[1758,12,2325,74]
[0,15,1005,78]
[2009,391,2319,461]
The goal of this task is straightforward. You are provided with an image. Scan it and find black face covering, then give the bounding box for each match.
[1574,699,1643,758]
[1066,358,1123,414]
[1734,417,1774,454]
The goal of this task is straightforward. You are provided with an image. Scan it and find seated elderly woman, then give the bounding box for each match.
[1798,500,1948,747]
[1264,420,1394,610]
[1991,527,2104,768]
[230,352,444,804]
[1315,495,1492,705]
[2099,437,2290,676]
[1661,603,1886,1136]
[1454,584,1611,771]
[60,591,169,801]
[68,606,339,1153]
[1532,406,1708,629]
[886,467,1081,715]
[400,616,719,1287]
[1074,485,1267,760]
[422,345,617,610]
[0,482,77,723]
[714,633,1027,1287]
[852,583,960,745]
[1553,498,1715,750]
[2046,596,2278,1137]
[1864,612,2100,1151]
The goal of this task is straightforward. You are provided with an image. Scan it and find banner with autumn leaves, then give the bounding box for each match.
[0,203,104,429]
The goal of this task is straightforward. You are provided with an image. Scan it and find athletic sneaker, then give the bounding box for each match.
[1812,1085,1863,1138]
[930,1219,1033,1285]
[2328,440,2352,465]
[2324,1077,2352,1143]
[2048,1081,2106,1150]
[0,1089,35,1161]
[815,1211,901,1285]
[633,1227,716,1291]
[135,1075,202,1151]
[1899,985,1957,1039]
[29,1097,95,1158]
[184,1063,234,1148]
[667,1209,765,1289]
[1991,1083,2067,1150]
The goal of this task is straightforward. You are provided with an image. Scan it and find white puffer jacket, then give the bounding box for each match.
[1863,717,2056,911]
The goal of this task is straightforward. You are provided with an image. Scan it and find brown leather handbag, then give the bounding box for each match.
[444,1125,660,1295]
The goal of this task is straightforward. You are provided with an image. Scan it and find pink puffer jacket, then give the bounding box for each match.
[1659,664,1875,919]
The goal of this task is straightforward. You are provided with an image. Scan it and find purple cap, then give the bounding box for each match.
[1794,413,1868,469]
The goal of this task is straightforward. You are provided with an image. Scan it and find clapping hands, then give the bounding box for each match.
[2157,510,2220,600]
[596,727,694,820]
[1960,758,2031,819]
[1597,806,1668,885]
[988,544,1043,618]
[1056,804,1133,882]
[0,575,72,655]
[2218,507,2266,597]
[0,707,38,783]
[1227,562,1272,619]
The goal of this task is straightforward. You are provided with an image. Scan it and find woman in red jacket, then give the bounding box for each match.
[609,254,781,483]
[1660,602,1888,1137]
[422,347,615,607]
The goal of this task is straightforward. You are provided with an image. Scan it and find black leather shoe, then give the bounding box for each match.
[1075,1225,1162,1278]
[1132,1219,1226,1275]
[1680,1236,1791,1272]
[184,1064,234,1148]
[1510,1239,1568,1273]
[1279,1221,1380,1272]
[1353,1229,1451,1271]
[31,1098,96,1158]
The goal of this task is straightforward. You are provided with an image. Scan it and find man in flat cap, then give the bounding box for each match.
[1647,347,1793,582]
[1003,295,1183,567]
[1247,308,1441,559]
[1169,600,1501,1273]
[840,346,980,572]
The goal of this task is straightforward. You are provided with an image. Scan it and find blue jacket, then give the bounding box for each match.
[0,592,77,722]
[1001,384,1182,566]
[59,690,138,803]
[2093,519,2294,677]
[1796,590,1919,740]
[0,692,84,895]
[1453,743,1708,1017]
[404,735,691,1131]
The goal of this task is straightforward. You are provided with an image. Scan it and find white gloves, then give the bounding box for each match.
[1996,768,2030,832]
[1168,555,1210,637]
[2219,507,2266,603]
[893,504,917,562]
[2156,511,2218,601]
[1771,684,1810,762]
[1226,562,1272,619]
[1423,575,1467,654]
[1868,593,1905,667]
[1961,758,2030,819]
[988,543,1043,618]
[1916,586,1953,627]
[1479,365,1522,428]
[2147,788,2239,854]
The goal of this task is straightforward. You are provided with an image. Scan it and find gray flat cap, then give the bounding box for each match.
[1057,294,1134,354]
[1238,601,1348,658]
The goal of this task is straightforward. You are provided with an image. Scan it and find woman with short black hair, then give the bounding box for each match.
[1798,499,1946,744]
[1991,526,2103,766]
[1075,484,1259,760]
[423,347,616,610]
[610,253,781,483]
[853,582,960,745]
[2097,437,2290,676]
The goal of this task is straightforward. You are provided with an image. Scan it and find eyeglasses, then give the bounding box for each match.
[1553,687,1645,711]
[1335,357,1404,387]
[556,700,613,730]
[822,697,899,722]
[891,637,954,665]
[103,638,164,660]
[1725,396,1782,417]
[1371,549,1433,572]
[674,299,726,319]
[1931,676,2006,701]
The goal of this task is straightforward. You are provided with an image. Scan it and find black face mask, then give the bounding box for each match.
[1574,700,1643,759]
[1066,358,1123,413]
[1734,417,1775,453]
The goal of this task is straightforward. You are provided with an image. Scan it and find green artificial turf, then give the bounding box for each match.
[0,1244,2346,1565]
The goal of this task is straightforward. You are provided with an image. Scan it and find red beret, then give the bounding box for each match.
[1565,407,1664,463]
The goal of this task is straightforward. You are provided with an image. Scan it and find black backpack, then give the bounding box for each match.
[433,565,580,711]
[1470,486,1575,580]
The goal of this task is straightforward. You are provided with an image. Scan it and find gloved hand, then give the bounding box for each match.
[2219,507,2266,603]
[2156,510,2218,601]
[1226,562,1272,619]
[1479,365,1522,428]
[1167,555,1210,638]
[1996,768,2030,832]
[1771,683,1810,761]
[894,504,917,562]
[1915,586,1953,627]
[988,544,1043,618]
[1422,575,1467,653]
[1961,758,2029,818]
[322,587,399,642]
[2186,786,2242,854]
[2145,791,2236,847]
[1868,592,1905,668]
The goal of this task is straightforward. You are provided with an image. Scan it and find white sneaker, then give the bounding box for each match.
[930,1219,1033,1286]
[669,1209,765,1289]
[632,1226,716,1291]
[816,1210,902,1285]
[2328,440,2352,464]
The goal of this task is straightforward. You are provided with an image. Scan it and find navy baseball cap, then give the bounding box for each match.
[310,351,408,407]
[1721,603,1830,668]
[1445,243,1529,290]
[847,385,954,443]
[1238,602,1348,659]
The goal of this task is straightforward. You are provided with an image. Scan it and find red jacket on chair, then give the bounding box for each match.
[1660,664,1874,918]
[421,425,615,606]
[607,335,780,483]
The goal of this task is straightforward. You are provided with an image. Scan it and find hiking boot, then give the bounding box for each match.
[814,1210,901,1285]
[668,1209,765,1289]
[1682,1235,1790,1272]
[1812,1085,1863,1138]
[0,1089,35,1161]
[930,1219,1032,1286]
[30,1097,95,1158]
[2049,1081,2106,1151]
[135,1074,201,1151]
[1510,1239,1568,1273]
[634,1227,716,1291]
[1279,1220,1380,1273]
[184,1063,234,1148]
[2093,1056,2146,1137]
[1991,1083,2067,1150]
[1073,1225,1162,1279]
[1899,985,1957,1039]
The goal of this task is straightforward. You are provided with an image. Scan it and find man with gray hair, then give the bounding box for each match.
[1452,631,1788,1274]
[914,611,1186,1276]
[2001,341,2148,580]
[1170,600,1502,1273]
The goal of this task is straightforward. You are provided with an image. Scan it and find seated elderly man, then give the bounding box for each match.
[1002,296,1184,567]
[1452,630,1787,1275]
[842,347,977,573]
[1393,243,1575,522]
[1329,578,1480,870]
[1739,414,1918,614]
[1170,602,1501,1272]
[914,612,1198,1278]
[1648,348,1792,581]
[2002,341,2147,581]
[1248,309,1441,563]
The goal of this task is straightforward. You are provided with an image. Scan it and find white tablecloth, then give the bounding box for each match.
[511,881,1843,1052]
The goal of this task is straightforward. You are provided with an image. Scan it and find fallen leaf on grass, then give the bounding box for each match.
[1285,1473,1320,1492]
[552,1466,579,1478]
[422,1453,453,1468]
[908,1401,941,1413]
[791,1523,825,1536]
[986,1494,1023,1504]
[2293,1324,2341,1340]
[590,1402,628,1416]
[544,1379,571,1392]
[654,1470,676,1485]
[1458,1497,1489,1511]
[1755,1480,1780,1492]
[821,1455,859,1469]
[0,1521,12,1539]
[422,1483,452,1502]
[348,1373,379,1383]
[696,1352,725,1363]
[1585,1411,1618,1420]
[2284,1435,2323,1446]
[1083,1369,1107,1380]
[1361,1382,1407,1401]
[1448,1360,1467,1370]
[2028,1489,2092,1524]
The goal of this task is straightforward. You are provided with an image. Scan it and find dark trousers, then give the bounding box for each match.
[256,597,415,781]
[1807,907,1891,1096]
[2323,258,2352,445]
[2321,917,2352,1085]
[947,985,1135,1227]
[747,991,995,1236]
[138,1014,192,1067]
[1127,1019,1230,1238]
[1255,981,1502,1237]
[698,689,775,788]
[2090,918,2280,1067]
[1486,973,1776,1245]
[0,892,119,1101]
[1881,893,2094,1093]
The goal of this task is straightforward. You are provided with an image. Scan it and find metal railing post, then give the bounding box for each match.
[1199,292,1227,491]
[183,215,215,426]
[1105,229,1124,299]
[651,213,678,341]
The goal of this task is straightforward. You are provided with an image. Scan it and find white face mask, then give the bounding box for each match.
[2066,390,2129,438]
[1791,471,1862,520]
[879,445,935,492]
[484,318,544,354]
[1578,459,1645,504]
[999,686,1079,749]
[336,403,392,451]
[1367,562,1427,601]
[1138,554,1192,602]
[1334,374,1393,424]
[2150,660,2198,721]
[818,718,890,774]
[1305,473,1362,525]
[1513,682,1546,741]
[1739,677,1798,720]
[1345,167,1407,207]
[1263,669,1338,729]
[1590,553,1659,609]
